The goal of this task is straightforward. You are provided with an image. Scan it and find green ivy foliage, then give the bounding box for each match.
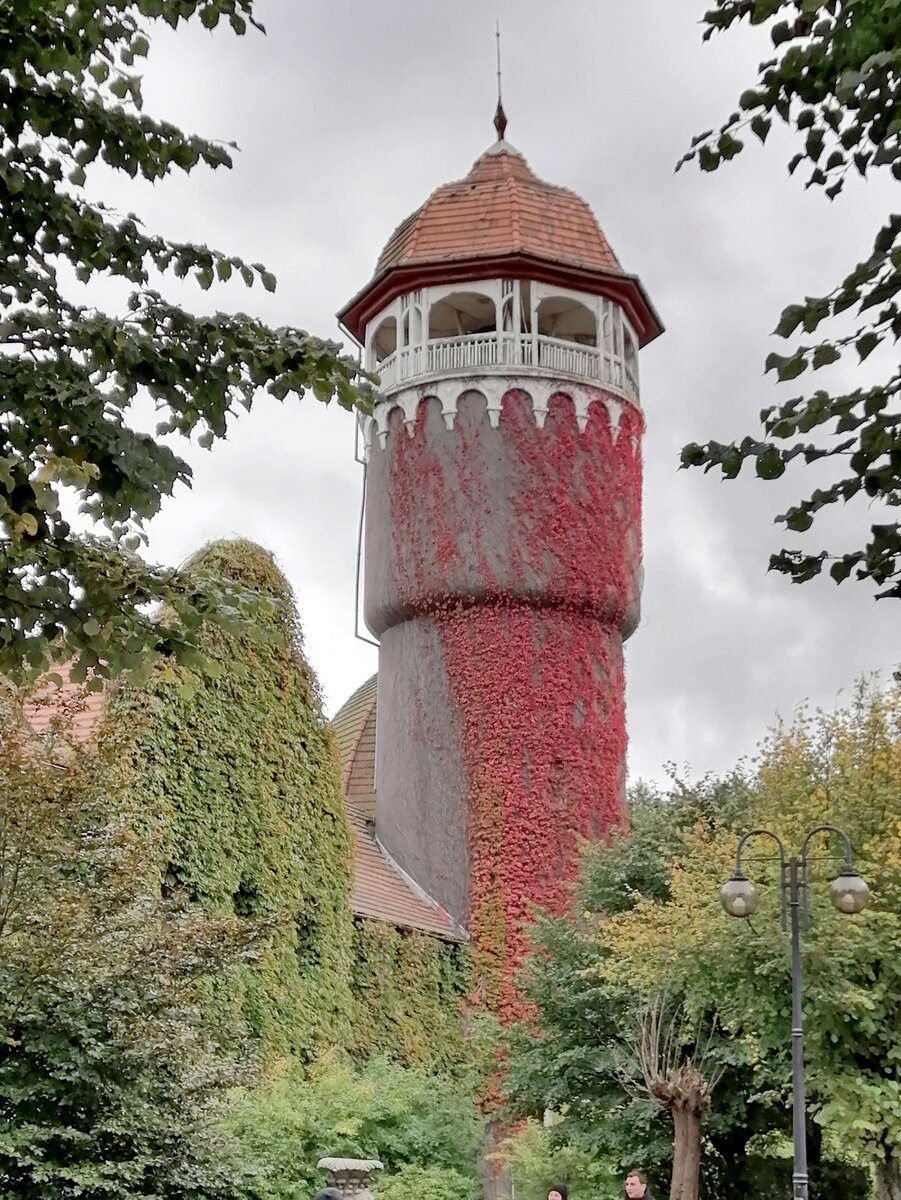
[109,539,355,1060]
[100,538,468,1072]
[351,920,470,1073]
[0,684,259,1199]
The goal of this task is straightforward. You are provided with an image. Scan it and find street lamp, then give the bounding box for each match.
[719,825,869,1200]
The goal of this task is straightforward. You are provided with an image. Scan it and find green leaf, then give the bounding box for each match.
[773,306,805,338]
[784,509,814,532]
[698,146,720,172]
[756,447,785,480]
[680,443,706,468]
[718,132,744,160]
[812,344,841,369]
[805,129,825,161]
[751,115,771,143]
[856,333,880,360]
[830,559,856,584]
[778,355,808,381]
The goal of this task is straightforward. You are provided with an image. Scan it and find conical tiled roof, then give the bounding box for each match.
[338,139,663,347]
[374,144,622,276]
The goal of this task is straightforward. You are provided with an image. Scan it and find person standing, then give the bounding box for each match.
[623,1170,655,1200]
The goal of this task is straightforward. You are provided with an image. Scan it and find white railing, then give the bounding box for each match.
[375,351,398,390]
[536,337,599,379]
[372,333,637,400]
[428,333,497,373]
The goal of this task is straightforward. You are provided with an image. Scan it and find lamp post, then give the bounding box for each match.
[720,825,870,1200]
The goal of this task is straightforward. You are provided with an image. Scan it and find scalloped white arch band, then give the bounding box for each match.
[361,376,641,458]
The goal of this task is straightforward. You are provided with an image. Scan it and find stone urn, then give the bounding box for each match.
[317,1157,384,1200]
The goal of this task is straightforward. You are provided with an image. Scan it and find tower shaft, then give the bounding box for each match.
[365,383,642,1010]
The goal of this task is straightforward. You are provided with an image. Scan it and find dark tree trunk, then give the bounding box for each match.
[807,1118,870,1199]
[669,1104,702,1200]
[876,1147,901,1200]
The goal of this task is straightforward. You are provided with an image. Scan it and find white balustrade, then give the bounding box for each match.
[372,332,637,401]
[428,333,498,373]
[375,352,398,390]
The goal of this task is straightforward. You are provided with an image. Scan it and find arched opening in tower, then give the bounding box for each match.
[429,291,497,338]
[371,315,397,363]
[536,296,597,346]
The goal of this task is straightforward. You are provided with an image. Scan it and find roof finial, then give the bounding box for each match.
[493,20,507,142]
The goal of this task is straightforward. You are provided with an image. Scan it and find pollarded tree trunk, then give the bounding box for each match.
[669,1099,703,1200]
[876,1146,901,1200]
[636,1003,717,1200]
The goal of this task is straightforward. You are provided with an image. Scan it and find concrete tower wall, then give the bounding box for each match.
[365,385,643,1017]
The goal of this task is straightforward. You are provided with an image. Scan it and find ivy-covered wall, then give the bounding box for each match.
[111,540,355,1059]
[103,539,468,1070]
[351,919,469,1073]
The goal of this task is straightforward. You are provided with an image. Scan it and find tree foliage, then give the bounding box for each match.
[530,684,900,1198]
[679,0,901,596]
[507,744,891,1198]
[0,684,258,1199]
[507,778,790,1199]
[499,1119,616,1200]
[226,1056,483,1200]
[0,0,369,686]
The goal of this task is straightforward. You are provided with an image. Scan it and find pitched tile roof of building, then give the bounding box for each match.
[347,806,462,940]
[375,144,622,276]
[331,672,377,818]
[331,674,463,942]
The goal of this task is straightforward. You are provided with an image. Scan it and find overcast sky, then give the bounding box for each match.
[93,0,898,787]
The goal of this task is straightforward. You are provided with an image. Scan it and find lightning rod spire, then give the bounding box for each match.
[493,20,507,142]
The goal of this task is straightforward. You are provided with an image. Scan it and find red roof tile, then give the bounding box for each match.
[23,666,108,743]
[347,806,463,941]
[375,146,622,276]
